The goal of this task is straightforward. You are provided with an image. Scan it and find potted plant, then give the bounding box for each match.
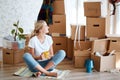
[11,20,25,41]
[11,20,26,49]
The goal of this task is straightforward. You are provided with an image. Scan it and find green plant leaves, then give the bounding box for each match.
[18,34,26,40]
[11,20,25,41]
[11,29,15,34]
[18,28,24,33]
[13,23,17,27]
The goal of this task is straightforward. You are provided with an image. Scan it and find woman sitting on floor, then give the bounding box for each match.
[23,20,66,77]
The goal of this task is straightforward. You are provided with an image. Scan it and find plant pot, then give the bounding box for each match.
[18,40,25,49]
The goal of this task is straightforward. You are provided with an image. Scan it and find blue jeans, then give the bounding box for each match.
[23,50,66,72]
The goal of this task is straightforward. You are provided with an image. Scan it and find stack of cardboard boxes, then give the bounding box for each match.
[84,2,116,72]
[71,25,92,68]
[72,1,117,72]
[49,0,68,54]
[84,2,106,39]
[2,34,30,65]
[84,2,109,72]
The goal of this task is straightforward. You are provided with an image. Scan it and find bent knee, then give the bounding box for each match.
[58,50,66,58]
[23,53,31,59]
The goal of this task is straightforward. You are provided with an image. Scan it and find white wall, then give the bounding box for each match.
[0,0,43,46]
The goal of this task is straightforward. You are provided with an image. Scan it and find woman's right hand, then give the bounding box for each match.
[41,53,46,60]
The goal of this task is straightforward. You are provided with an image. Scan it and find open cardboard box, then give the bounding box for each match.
[91,39,116,72]
[74,50,91,68]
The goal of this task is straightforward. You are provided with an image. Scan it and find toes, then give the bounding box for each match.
[35,72,41,77]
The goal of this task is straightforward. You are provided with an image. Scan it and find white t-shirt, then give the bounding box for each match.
[28,35,53,56]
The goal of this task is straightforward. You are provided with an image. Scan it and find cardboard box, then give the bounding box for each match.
[0,47,3,63]
[91,39,116,72]
[107,36,120,52]
[67,38,74,59]
[106,35,120,68]
[52,37,67,54]
[49,15,66,34]
[3,48,24,64]
[74,50,91,68]
[84,2,101,17]
[92,39,109,53]
[107,34,120,52]
[53,0,65,14]
[91,53,116,72]
[74,40,92,50]
[86,17,106,39]
[71,25,85,40]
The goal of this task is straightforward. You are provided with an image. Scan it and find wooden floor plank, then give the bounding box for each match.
[1,58,120,80]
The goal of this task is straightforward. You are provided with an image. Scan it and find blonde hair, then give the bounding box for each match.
[30,20,46,38]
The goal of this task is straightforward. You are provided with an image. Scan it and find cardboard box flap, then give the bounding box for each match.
[92,39,109,53]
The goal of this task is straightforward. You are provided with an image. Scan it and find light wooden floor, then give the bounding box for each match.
[1,58,120,80]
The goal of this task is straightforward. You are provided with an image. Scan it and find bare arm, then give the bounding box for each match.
[49,44,54,58]
[29,47,42,60]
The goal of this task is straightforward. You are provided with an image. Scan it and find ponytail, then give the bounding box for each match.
[30,30,36,38]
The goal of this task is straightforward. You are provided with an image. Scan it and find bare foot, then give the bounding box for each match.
[46,72,57,77]
[35,72,41,77]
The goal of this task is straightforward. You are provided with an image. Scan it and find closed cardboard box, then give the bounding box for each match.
[74,50,91,68]
[49,15,66,34]
[71,25,85,40]
[3,48,24,64]
[109,40,120,52]
[86,17,106,39]
[84,2,101,17]
[107,37,120,52]
[52,37,67,54]
[53,0,65,14]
